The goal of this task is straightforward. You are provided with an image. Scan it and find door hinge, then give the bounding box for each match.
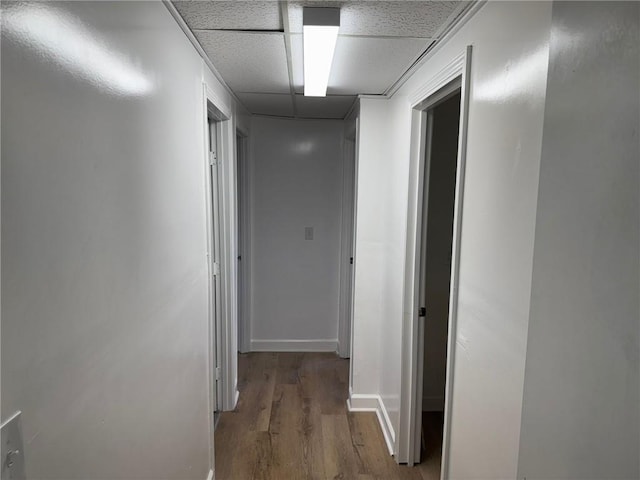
[215,366,221,381]
[213,262,220,276]
[350,257,354,265]
[209,151,218,166]
[418,307,426,317]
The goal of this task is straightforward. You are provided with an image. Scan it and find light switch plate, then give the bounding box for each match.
[1,411,26,480]
[305,226,314,240]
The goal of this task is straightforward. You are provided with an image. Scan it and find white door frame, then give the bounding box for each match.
[235,128,251,354]
[338,120,358,358]
[202,83,238,434]
[396,47,472,474]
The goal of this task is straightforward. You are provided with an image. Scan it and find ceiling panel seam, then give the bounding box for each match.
[236,92,356,97]
[192,29,285,34]
[279,0,297,117]
[162,0,251,115]
[384,0,484,97]
[286,33,432,41]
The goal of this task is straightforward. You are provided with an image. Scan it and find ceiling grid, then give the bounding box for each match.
[171,0,472,119]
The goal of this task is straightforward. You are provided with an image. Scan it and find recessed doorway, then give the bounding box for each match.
[397,47,471,474]
[415,90,461,477]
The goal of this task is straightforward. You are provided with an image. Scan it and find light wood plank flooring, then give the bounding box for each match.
[214,352,440,480]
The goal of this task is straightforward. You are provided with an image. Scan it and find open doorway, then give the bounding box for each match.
[236,130,250,354]
[338,130,357,359]
[415,90,461,476]
[397,46,471,472]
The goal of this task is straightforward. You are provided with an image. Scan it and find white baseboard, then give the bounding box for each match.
[347,392,379,411]
[347,392,395,455]
[233,389,240,409]
[250,339,338,352]
[206,468,213,480]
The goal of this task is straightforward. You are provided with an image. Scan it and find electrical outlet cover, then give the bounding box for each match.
[304,226,314,240]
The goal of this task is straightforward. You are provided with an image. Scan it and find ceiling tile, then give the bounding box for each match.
[287,1,461,37]
[292,35,428,95]
[329,36,428,95]
[236,93,294,117]
[295,95,356,119]
[195,31,290,94]
[290,34,304,93]
[172,1,282,31]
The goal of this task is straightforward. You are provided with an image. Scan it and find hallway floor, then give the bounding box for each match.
[214,352,439,480]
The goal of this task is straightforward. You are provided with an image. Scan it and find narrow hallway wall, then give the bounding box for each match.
[1,2,242,478]
[249,117,344,351]
[518,2,640,477]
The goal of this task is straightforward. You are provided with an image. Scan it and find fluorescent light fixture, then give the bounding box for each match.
[303,8,340,97]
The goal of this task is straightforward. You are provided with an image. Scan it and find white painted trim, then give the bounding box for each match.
[347,116,361,397]
[376,399,396,456]
[250,339,338,352]
[347,393,395,456]
[385,1,484,97]
[234,389,240,409]
[204,84,231,122]
[343,96,360,123]
[409,50,467,108]
[439,46,472,480]
[218,115,238,413]
[201,84,217,474]
[347,393,379,411]
[397,46,472,473]
[203,84,238,418]
[206,469,214,480]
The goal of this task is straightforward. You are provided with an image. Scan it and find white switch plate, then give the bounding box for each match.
[304,227,314,240]
[1,411,25,480]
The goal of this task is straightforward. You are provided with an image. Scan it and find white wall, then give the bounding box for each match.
[349,98,410,448]
[518,2,640,478]
[350,1,552,476]
[1,2,244,478]
[249,117,344,351]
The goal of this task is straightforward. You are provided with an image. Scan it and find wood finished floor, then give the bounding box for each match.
[214,352,440,480]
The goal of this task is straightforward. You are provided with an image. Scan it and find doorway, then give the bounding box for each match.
[338,132,357,359]
[207,114,224,423]
[236,131,249,354]
[415,90,461,475]
[397,47,471,470]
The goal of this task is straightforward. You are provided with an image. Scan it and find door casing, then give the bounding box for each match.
[397,47,472,476]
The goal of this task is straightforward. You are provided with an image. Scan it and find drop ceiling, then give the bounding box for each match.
[171,1,471,119]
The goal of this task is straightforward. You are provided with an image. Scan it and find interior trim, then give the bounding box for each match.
[250,339,339,352]
[347,393,396,456]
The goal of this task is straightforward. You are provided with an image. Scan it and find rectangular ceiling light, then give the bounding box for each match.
[303,7,340,97]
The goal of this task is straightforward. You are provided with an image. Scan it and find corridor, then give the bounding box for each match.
[1,1,638,479]
[214,352,439,480]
